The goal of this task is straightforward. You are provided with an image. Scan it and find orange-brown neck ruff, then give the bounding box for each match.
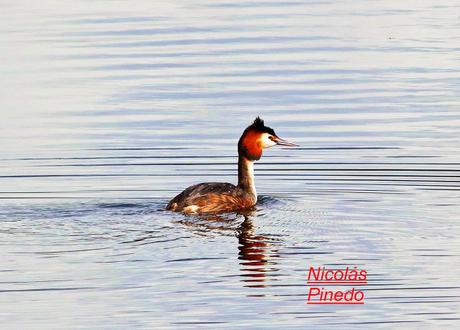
[238,129,263,161]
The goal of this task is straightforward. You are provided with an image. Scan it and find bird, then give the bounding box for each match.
[166,117,298,214]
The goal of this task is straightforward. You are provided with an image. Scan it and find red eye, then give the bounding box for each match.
[269,135,275,141]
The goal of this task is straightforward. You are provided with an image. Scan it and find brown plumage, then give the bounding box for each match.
[167,182,256,213]
[166,117,297,214]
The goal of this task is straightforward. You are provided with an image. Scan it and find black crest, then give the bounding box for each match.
[248,116,276,136]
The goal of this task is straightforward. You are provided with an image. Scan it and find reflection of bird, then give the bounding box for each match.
[173,211,281,289]
[238,217,278,288]
[167,117,297,214]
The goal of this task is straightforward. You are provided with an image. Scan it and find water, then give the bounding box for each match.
[1,0,460,328]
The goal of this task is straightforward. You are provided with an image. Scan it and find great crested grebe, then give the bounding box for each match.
[166,117,297,214]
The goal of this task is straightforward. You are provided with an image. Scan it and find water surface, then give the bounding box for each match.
[1,0,460,328]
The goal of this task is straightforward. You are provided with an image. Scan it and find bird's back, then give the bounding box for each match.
[166,182,256,214]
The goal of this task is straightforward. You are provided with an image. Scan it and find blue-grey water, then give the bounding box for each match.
[1,0,460,328]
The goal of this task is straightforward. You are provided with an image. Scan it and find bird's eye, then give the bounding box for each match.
[268,135,275,141]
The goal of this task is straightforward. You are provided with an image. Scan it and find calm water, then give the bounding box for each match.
[1,0,460,328]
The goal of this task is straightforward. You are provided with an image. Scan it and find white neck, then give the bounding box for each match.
[238,156,257,198]
[246,160,256,196]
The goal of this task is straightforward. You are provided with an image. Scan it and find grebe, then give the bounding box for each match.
[166,117,297,214]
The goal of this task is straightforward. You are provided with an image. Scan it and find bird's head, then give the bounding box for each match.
[238,116,298,161]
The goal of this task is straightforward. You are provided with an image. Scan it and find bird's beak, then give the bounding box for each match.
[273,136,299,147]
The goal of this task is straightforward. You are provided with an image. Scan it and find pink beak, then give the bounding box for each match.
[273,136,299,147]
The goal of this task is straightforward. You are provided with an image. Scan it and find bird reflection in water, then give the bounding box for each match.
[174,209,281,289]
[237,213,281,288]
